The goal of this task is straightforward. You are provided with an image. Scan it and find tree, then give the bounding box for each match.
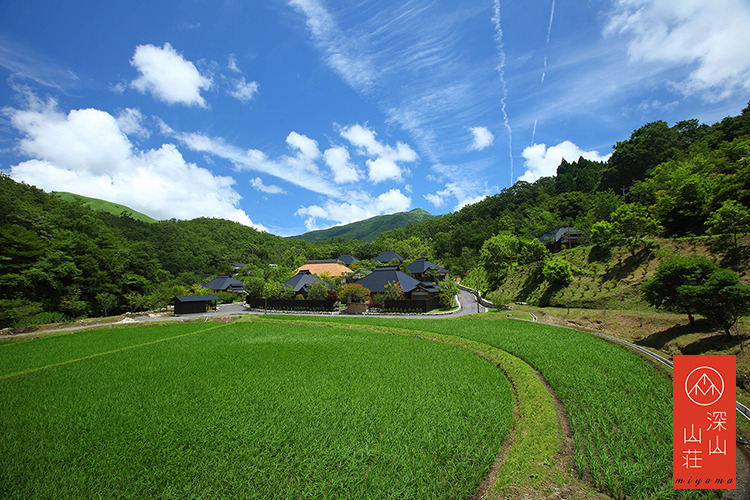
[124,291,146,314]
[610,203,660,255]
[339,284,370,304]
[242,276,266,299]
[306,279,329,301]
[642,256,719,325]
[262,280,282,299]
[479,234,518,287]
[680,268,750,336]
[542,258,573,286]
[95,292,117,317]
[590,221,620,250]
[517,238,549,265]
[383,281,404,300]
[707,200,750,251]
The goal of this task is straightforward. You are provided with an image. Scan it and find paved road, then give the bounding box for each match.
[137,289,486,321]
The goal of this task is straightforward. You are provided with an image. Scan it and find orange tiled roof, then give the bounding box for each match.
[295,262,353,277]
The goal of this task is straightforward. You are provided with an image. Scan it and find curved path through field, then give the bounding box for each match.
[258,317,604,499]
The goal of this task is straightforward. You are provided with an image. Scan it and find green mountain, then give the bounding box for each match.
[54,192,157,223]
[294,208,441,242]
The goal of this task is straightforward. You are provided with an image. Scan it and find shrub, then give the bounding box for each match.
[383,281,404,300]
[340,284,370,304]
[542,258,573,286]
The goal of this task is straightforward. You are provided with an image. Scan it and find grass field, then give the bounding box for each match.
[0,319,512,499]
[300,315,711,499]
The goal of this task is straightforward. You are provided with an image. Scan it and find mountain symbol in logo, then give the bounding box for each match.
[688,373,721,397]
[685,366,724,406]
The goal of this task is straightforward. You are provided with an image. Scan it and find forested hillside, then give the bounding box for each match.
[0,177,305,327]
[365,102,750,275]
[1,102,748,328]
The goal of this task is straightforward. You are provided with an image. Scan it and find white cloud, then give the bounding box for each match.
[519,140,611,183]
[468,126,494,151]
[605,0,750,101]
[173,130,341,197]
[230,77,259,102]
[227,53,241,73]
[250,177,285,195]
[116,108,150,139]
[323,146,359,183]
[288,0,378,91]
[339,123,418,183]
[130,43,212,107]
[7,99,264,230]
[295,188,411,231]
[424,181,490,211]
[423,192,445,208]
[286,131,320,161]
[366,157,402,183]
[455,194,487,210]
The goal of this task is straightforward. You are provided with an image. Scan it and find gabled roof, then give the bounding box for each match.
[175,295,221,303]
[406,258,448,275]
[284,270,323,292]
[203,276,245,291]
[295,262,353,277]
[337,254,357,265]
[374,250,404,263]
[540,226,586,244]
[355,266,421,294]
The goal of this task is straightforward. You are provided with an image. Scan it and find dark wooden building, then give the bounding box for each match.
[174,295,220,315]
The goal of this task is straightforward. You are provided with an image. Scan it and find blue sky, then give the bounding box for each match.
[1,0,749,236]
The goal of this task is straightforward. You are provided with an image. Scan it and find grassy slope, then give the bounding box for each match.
[54,191,157,223]
[494,236,750,397]
[293,208,439,242]
[499,236,749,311]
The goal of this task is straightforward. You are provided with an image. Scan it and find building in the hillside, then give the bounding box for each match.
[337,254,357,266]
[295,260,353,277]
[284,270,325,297]
[203,276,246,293]
[540,226,589,252]
[174,295,220,315]
[406,258,449,281]
[355,266,440,299]
[373,250,404,264]
[232,263,251,274]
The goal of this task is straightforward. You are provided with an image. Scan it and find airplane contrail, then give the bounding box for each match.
[533,0,556,144]
[546,0,556,45]
[492,0,514,185]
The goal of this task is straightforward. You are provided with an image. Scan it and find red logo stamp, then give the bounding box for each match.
[674,355,735,489]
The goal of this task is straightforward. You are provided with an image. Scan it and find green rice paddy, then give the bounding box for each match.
[0,320,512,499]
[1,314,709,498]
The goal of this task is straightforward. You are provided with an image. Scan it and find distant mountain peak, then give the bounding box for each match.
[293,209,441,242]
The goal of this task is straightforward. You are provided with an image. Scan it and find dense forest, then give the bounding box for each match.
[1,102,748,327]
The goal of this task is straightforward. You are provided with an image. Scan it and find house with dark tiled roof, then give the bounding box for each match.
[373,250,404,264]
[540,226,588,251]
[354,266,440,299]
[203,276,245,293]
[406,258,449,281]
[337,254,357,266]
[284,270,325,297]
